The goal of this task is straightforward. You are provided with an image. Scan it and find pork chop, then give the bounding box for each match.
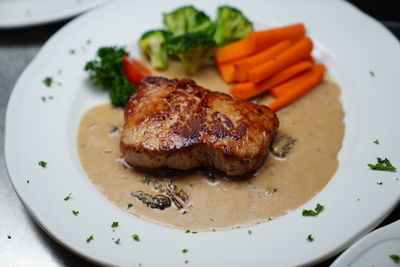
[120,76,279,176]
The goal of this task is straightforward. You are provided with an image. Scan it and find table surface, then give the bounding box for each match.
[1,9,399,267]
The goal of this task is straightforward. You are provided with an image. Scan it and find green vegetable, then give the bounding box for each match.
[72,210,79,216]
[64,193,72,201]
[127,203,133,209]
[139,30,172,70]
[374,139,379,144]
[182,249,188,253]
[38,161,47,168]
[307,234,314,242]
[132,234,140,241]
[213,6,253,46]
[111,221,119,228]
[184,260,189,264]
[84,47,135,107]
[368,157,396,171]
[163,6,214,36]
[43,77,53,87]
[302,203,324,216]
[114,238,121,244]
[248,230,252,235]
[86,235,94,243]
[142,176,151,185]
[167,32,216,75]
[390,254,400,263]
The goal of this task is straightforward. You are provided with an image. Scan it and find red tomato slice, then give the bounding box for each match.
[122,54,152,84]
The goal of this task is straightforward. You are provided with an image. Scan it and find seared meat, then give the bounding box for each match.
[120,77,279,176]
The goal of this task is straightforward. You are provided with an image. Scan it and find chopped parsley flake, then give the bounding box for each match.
[64,193,72,201]
[302,203,324,216]
[86,39,92,45]
[27,180,30,183]
[192,231,198,234]
[127,203,133,208]
[307,234,314,242]
[374,139,379,145]
[43,77,53,87]
[184,260,189,264]
[248,230,252,235]
[390,254,400,263]
[72,210,79,216]
[38,161,47,168]
[182,249,188,253]
[69,49,76,55]
[369,71,375,77]
[185,229,191,233]
[7,235,11,239]
[86,235,94,243]
[41,96,46,102]
[114,238,121,244]
[132,234,140,241]
[368,157,396,172]
[111,221,119,228]
[142,177,151,184]
[377,182,383,185]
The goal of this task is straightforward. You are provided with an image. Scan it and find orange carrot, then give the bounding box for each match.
[248,23,306,50]
[218,63,236,83]
[270,63,326,98]
[230,82,256,100]
[216,39,255,64]
[268,67,325,112]
[231,60,313,100]
[233,40,291,82]
[249,37,313,84]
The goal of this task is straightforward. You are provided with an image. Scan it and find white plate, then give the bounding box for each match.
[331,221,400,267]
[0,0,109,29]
[332,220,400,267]
[5,0,400,266]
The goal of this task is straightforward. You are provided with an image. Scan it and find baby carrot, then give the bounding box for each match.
[230,82,256,100]
[215,39,255,64]
[248,23,306,50]
[218,63,236,83]
[233,40,291,82]
[249,37,313,84]
[270,64,326,98]
[268,67,325,112]
[231,60,313,100]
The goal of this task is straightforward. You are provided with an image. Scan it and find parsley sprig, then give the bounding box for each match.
[368,157,396,172]
[302,203,324,216]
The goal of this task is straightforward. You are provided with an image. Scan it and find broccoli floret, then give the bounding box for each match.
[213,6,253,46]
[163,6,214,36]
[167,32,216,75]
[139,30,172,70]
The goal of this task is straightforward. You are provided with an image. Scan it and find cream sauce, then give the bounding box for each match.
[77,61,344,231]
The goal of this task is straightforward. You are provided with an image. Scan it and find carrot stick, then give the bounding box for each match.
[216,39,255,64]
[270,63,326,98]
[218,63,236,83]
[231,60,314,100]
[233,40,291,82]
[268,67,326,112]
[230,82,256,100]
[249,37,313,84]
[248,23,306,50]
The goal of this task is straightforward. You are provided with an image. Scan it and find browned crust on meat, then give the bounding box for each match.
[120,76,279,175]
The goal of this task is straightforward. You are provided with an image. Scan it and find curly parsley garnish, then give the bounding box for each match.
[368,157,396,172]
[142,177,151,185]
[302,203,324,216]
[43,77,53,87]
[86,235,94,243]
[132,234,140,241]
[390,254,400,264]
[38,161,47,168]
[64,193,72,201]
[307,234,314,242]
